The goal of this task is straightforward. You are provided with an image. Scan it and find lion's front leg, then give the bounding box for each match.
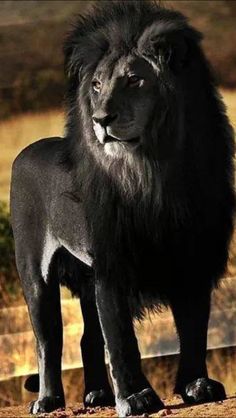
[171,290,226,404]
[95,281,164,417]
[80,282,114,407]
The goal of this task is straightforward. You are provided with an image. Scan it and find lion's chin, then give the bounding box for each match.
[104,139,139,158]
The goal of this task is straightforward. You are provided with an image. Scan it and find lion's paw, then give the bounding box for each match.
[84,389,115,407]
[29,396,65,414]
[182,378,226,404]
[116,388,164,417]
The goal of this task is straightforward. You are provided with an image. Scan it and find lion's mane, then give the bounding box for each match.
[62,1,235,310]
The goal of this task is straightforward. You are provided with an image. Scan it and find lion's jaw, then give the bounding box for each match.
[102,146,156,201]
[104,139,139,158]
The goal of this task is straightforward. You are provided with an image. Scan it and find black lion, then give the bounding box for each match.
[10,1,235,416]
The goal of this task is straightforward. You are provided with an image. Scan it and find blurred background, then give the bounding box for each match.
[0,0,236,409]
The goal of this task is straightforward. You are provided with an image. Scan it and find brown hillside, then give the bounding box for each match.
[0,1,235,119]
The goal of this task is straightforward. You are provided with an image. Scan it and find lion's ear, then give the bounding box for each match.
[64,35,109,84]
[63,41,83,82]
[158,34,189,72]
[138,24,202,73]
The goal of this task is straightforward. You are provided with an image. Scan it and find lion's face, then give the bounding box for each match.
[90,55,158,158]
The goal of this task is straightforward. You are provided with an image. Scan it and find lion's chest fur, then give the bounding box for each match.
[86,183,224,304]
[89,191,192,291]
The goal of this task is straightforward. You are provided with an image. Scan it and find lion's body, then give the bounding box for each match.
[10,1,235,416]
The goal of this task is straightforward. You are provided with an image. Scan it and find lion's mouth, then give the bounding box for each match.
[104,135,139,145]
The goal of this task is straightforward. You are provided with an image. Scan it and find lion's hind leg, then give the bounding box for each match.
[14,236,64,414]
[25,255,64,414]
[10,155,65,413]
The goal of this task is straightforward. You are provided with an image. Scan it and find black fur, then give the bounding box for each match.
[62,1,235,309]
[10,1,235,416]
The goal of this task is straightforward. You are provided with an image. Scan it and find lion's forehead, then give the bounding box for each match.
[94,54,156,83]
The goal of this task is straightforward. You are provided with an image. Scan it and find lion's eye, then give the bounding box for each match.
[128,75,143,87]
[92,80,102,93]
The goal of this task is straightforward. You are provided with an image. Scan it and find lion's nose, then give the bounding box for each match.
[92,112,118,127]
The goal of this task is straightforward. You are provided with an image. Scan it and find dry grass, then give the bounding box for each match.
[0,90,235,204]
[0,109,64,202]
[222,90,236,130]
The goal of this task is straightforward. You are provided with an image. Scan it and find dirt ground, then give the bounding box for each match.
[1,395,236,418]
